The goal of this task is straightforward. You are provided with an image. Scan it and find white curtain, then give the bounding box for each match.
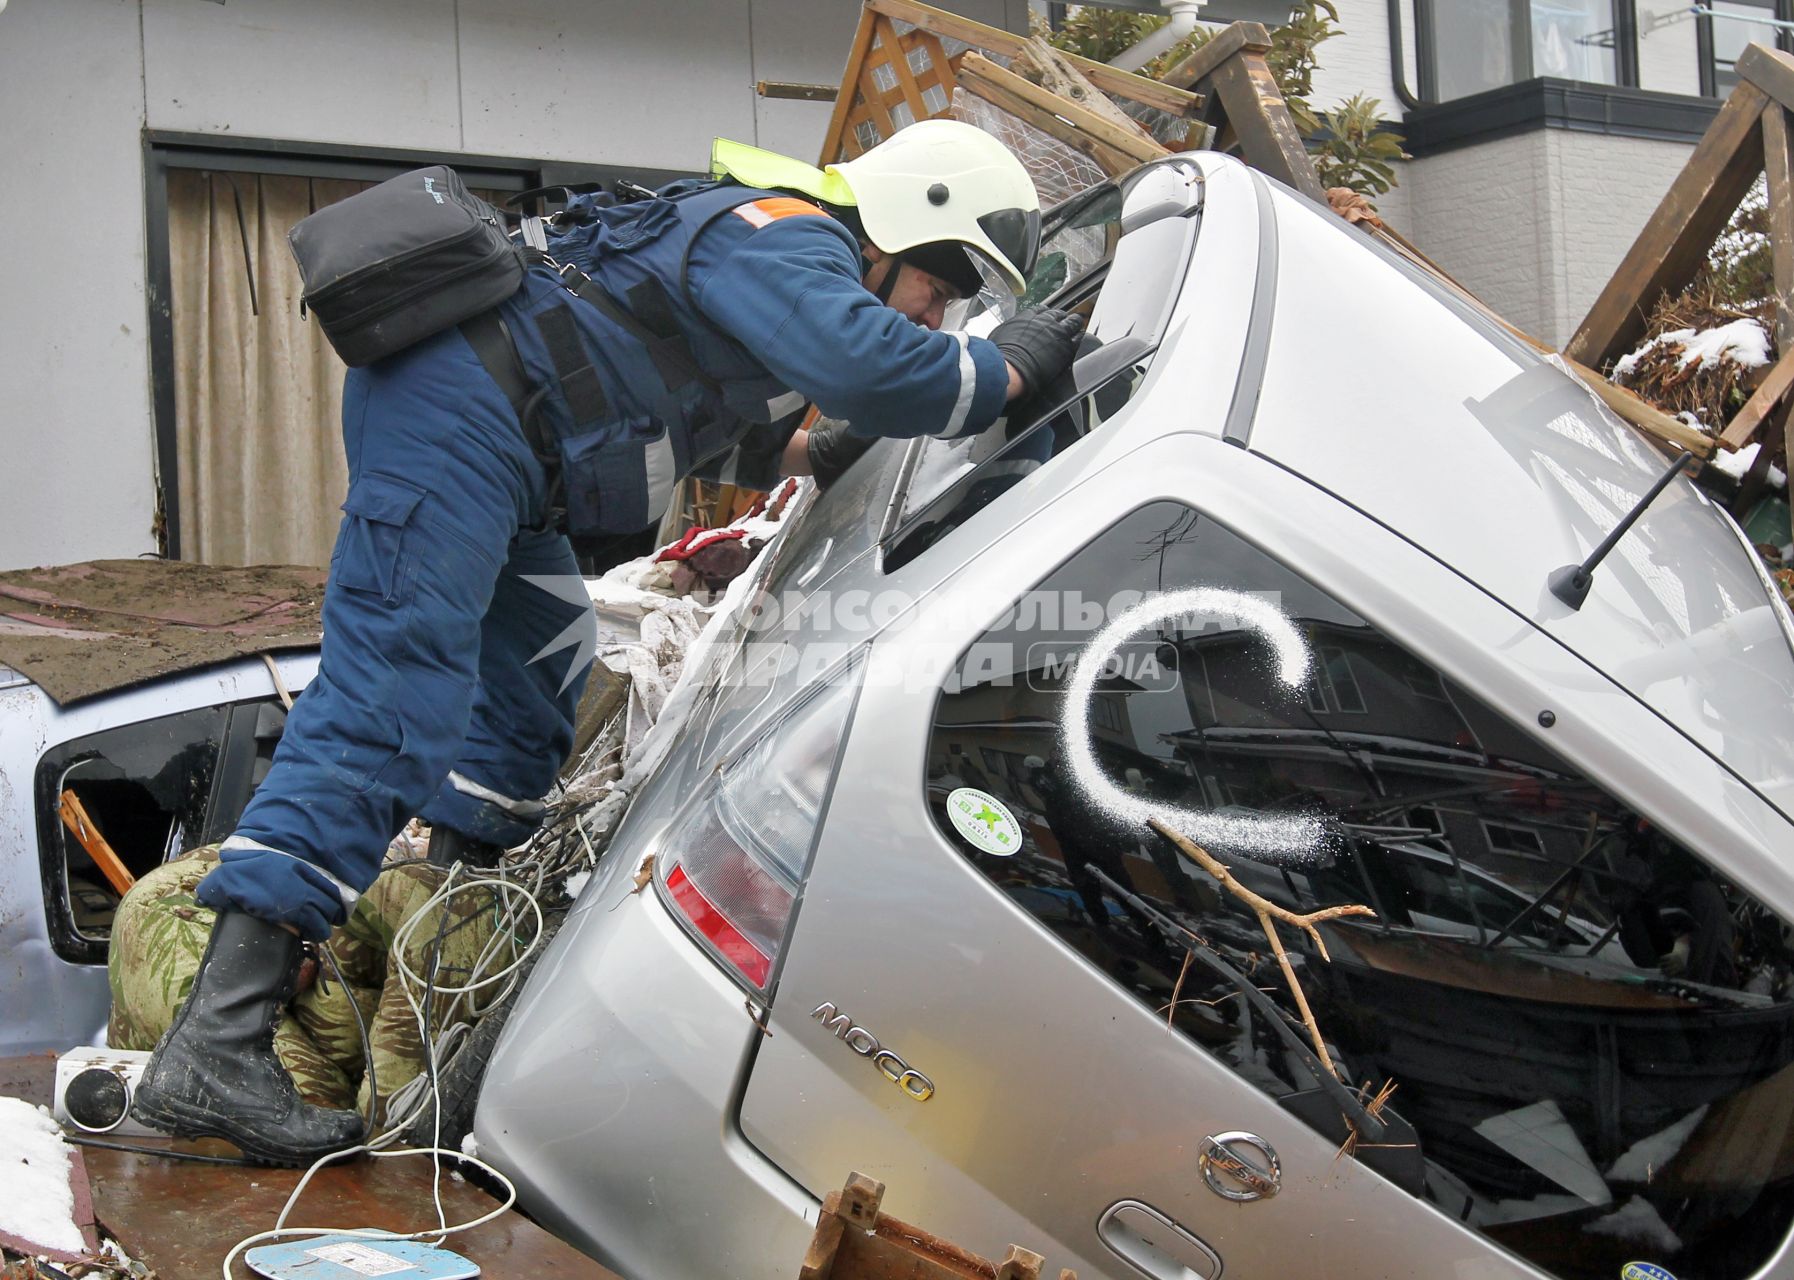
[169,171,370,567]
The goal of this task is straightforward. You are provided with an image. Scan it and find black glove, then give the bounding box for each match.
[989,307,1086,399]
[806,418,878,489]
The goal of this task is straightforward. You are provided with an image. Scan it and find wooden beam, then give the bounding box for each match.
[1721,341,1794,449]
[1204,53,1326,200]
[820,5,880,165]
[1763,104,1794,351]
[867,0,1203,117]
[1159,21,1273,91]
[957,51,1168,175]
[59,790,135,897]
[1739,42,1794,114]
[1019,37,1157,142]
[1566,80,1771,370]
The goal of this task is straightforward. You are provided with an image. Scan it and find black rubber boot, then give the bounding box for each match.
[130,911,365,1166]
[427,826,504,869]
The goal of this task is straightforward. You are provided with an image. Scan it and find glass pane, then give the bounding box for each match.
[1711,0,1779,91]
[1531,0,1619,80]
[928,500,1794,1280]
[1426,0,1520,98]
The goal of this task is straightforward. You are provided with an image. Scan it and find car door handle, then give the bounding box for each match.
[1097,1200,1222,1280]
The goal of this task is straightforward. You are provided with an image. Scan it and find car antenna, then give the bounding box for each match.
[1548,449,1694,611]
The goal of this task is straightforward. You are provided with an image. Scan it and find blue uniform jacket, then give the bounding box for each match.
[499,179,1013,535]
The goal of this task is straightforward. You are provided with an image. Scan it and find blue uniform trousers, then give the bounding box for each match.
[197,327,596,940]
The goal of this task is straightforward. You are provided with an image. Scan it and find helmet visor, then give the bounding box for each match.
[977,206,1042,280]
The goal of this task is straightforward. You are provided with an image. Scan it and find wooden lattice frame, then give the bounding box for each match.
[1570,43,1794,463]
[819,0,1205,170]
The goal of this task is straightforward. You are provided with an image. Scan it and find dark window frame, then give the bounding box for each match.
[1697,0,1794,96]
[143,131,691,560]
[1414,0,1637,103]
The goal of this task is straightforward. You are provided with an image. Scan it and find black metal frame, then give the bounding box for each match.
[142,130,688,559]
[1403,76,1721,153]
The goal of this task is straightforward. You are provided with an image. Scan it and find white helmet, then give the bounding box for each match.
[830,120,1041,297]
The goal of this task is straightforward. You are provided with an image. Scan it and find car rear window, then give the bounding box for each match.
[927,499,1794,1280]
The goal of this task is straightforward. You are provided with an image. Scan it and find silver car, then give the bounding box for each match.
[476,152,1794,1280]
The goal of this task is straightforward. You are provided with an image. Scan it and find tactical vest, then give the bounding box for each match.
[466,180,851,538]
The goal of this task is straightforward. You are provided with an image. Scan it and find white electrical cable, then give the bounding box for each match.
[217,857,553,1277]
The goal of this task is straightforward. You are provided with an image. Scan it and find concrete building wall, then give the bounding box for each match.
[1542,129,1694,343]
[1395,130,1694,346]
[0,0,1022,572]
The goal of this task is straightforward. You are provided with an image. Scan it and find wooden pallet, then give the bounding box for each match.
[799,1172,1075,1280]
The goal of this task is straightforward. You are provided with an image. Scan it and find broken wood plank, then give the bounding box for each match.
[59,789,135,896]
[758,81,838,102]
[1739,42,1794,114]
[1567,80,1771,371]
[1762,104,1794,350]
[797,1171,1074,1280]
[957,51,1165,176]
[1203,53,1327,200]
[1019,37,1156,142]
[1159,21,1273,91]
[866,0,1202,117]
[1721,342,1794,449]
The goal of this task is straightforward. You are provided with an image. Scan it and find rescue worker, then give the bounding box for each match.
[131,119,1086,1165]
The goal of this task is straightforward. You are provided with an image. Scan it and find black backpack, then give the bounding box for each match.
[288,165,524,368]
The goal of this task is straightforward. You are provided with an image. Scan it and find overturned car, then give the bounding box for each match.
[474,151,1794,1280]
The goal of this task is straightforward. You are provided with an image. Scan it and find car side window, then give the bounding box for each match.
[926,500,1794,1280]
[883,361,1148,573]
[893,184,1133,534]
[35,697,287,964]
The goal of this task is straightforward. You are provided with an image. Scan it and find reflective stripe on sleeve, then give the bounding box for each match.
[220,835,359,909]
[930,333,979,439]
[449,770,548,821]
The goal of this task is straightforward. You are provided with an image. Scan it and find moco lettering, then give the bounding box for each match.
[810,1002,936,1102]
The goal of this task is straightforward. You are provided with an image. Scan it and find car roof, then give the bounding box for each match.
[0,559,324,706]
[1192,161,1794,823]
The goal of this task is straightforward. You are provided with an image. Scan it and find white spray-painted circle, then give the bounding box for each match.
[1059,586,1330,865]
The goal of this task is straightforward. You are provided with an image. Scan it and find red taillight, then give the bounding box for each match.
[655,663,861,991]
[665,862,783,988]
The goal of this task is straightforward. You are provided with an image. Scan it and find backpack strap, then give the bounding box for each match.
[460,308,565,531]
[551,259,721,399]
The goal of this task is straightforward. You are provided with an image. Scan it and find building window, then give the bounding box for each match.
[1419,0,1626,101]
[1700,0,1793,95]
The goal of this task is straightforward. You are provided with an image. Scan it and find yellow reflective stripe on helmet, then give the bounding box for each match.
[710,137,856,206]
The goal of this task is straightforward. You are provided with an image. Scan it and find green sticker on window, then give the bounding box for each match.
[945,787,1022,856]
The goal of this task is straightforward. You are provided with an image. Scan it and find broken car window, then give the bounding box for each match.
[927,500,1794,1280]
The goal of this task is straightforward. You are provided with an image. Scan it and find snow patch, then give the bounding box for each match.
[460,1132,480,1160]
[1709,441,1789,490]
[562,869,592,898]
[0,1095,86,1255]
[1612,318,1771,379]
